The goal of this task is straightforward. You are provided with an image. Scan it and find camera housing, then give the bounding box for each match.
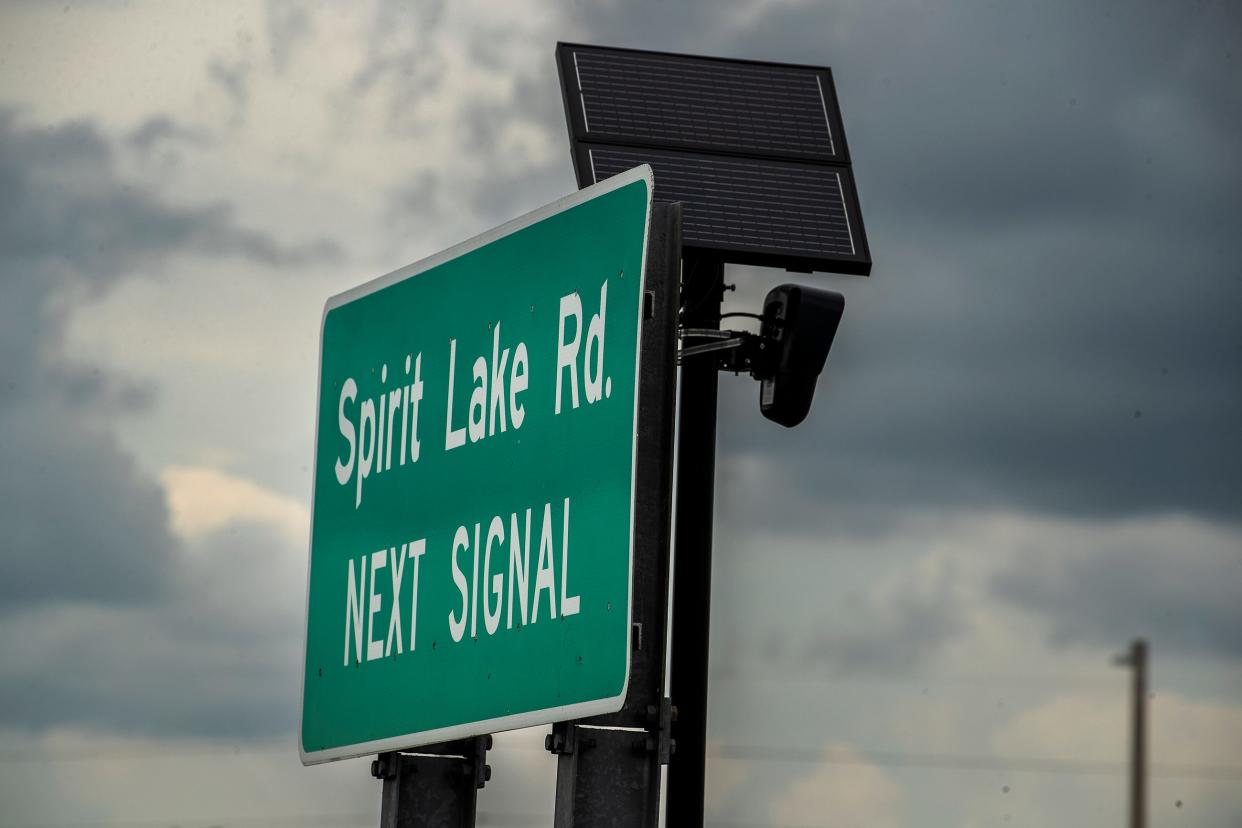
[755,284,845,427]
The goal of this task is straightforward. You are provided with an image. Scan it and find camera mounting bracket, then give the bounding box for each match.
[676,328,770,376]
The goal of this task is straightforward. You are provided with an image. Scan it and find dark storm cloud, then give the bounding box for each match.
[0,521,303,739]
[0,407,172,609]
[609,0,1242,528]
[0,111,336,612]
[0,112,336,288]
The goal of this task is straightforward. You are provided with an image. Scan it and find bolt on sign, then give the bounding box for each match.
[300,165,653,764]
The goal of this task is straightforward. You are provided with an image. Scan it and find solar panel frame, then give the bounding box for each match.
[556,42,871,276]
[558,42,852,165]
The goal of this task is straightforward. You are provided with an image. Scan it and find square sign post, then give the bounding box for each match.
[558,43,871,827]
[300,166,654,765]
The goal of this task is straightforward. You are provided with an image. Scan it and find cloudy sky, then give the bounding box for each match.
[1,0,1240,826]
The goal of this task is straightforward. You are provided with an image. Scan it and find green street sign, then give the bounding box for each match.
[300,166,653,764]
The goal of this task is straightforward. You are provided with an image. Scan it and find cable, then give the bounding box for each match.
[707,822,874,828]
[4,738,1239,782]
[0,814,375,828]
[0,743,290,763]
[707,669,1124,690]
[706,744,1242,781]
[0,811,549,828]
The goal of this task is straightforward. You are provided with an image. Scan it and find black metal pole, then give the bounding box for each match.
[550,202,682,827]
[374,736,491,828]
[664,255,725,828]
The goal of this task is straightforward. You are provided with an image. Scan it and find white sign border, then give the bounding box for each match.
[299,164,654,765]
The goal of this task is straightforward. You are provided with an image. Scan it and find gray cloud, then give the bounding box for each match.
[387,169,443,228]
[800,575,965,676]
[126,114,210,154]
[0,406,174,610]
[993,521,1242,659]
[208,57,250,119]
[0,520,303,739]
[265,0,314,73]
[381,26,578,241]
[566,0,756,56]
[343,0,447,125]
[0,112,337,293]
[0,113,178,610]
[709,513,971,681]
[0,110,335,613]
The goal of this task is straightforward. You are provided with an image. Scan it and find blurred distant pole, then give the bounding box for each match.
[1114,639,1147,828]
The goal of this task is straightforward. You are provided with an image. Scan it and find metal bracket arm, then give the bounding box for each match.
[678,328,766,374]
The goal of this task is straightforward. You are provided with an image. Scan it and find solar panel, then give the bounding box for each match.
[557,43,870,276]
[584,145,861,270]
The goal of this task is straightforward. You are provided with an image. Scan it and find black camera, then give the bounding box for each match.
[754,284,845,427]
